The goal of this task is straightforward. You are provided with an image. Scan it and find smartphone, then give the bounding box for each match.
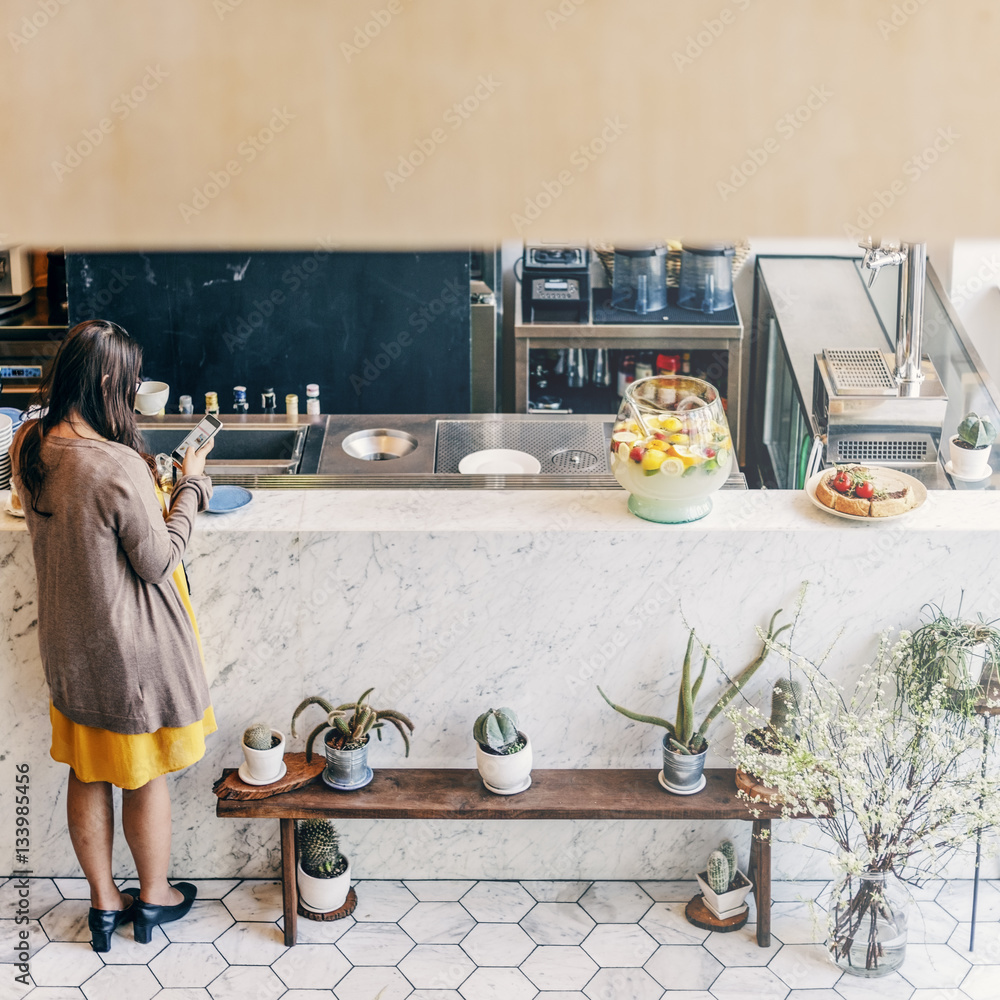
[171,414,223,468]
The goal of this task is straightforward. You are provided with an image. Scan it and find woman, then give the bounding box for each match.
[10,320,216,952]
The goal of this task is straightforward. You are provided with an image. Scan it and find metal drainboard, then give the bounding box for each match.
[434,419,609,474]
[823,348,897,395]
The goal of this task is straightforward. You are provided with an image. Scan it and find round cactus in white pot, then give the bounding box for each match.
[296,819,351,913]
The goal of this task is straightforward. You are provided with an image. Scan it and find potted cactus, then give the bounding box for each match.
[291,688,414,791]
[598,608,789,794]
[239,721,286,785]
[474,707,532,794]
[950,411,997,479]
[296,819,351,913]
[695,839,753,920]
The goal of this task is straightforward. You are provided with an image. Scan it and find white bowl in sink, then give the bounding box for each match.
[458,449,541,475]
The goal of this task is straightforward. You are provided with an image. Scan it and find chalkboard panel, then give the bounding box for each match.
[66,251,471,414]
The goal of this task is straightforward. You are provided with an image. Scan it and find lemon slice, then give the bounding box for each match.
[661,416,683,433]
[667,433,690,445]
[616,442,631,461]
[659,456,684,476]
[666,445,702,469]
[612,430,638,444]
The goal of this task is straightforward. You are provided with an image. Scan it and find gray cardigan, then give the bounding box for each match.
[11,431,213,735]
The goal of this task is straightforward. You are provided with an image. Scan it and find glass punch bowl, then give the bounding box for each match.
[610,375,733,523]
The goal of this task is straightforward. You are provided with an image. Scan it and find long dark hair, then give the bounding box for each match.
[16,319,149,514]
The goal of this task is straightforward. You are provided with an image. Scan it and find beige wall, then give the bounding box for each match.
[2,0,998,248]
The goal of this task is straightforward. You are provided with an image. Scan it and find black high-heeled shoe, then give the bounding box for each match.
[88,888,138,953]
[133,882,197,944]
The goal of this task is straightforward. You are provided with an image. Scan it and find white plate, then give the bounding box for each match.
[804,466,928,521]
[458,449,542,475]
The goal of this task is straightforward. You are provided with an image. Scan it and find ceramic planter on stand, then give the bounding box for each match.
[476,733,532,794]
[297,859,352,913]
[949,437,993,480]
[659,735,707,794]
[321,736,373,791]
[696,869,753,919]
[239,729,286,786]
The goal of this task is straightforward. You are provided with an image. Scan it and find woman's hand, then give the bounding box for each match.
[181,435,215,478]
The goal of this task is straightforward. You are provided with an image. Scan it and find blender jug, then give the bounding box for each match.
[611,245,668,314]
[678,244,735,313]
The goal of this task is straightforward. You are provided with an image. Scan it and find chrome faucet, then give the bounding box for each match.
[858,237,927,385]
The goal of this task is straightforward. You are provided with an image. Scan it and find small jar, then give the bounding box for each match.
[178,395,194,415]
[285,393,299,417]
[305,383,320,415]
[205,391,219,415]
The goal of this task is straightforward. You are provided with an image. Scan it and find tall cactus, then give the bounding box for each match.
[769,679,802,740]
[706,850,731,894]
[719,840,737,883]
[243,722,273,750]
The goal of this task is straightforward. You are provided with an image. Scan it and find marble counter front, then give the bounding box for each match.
[2,486,999,882]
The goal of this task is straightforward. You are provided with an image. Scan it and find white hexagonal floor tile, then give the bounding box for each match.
[578,882,653,923]
[769,901,827,944]
[0,878,62,920]
[709,966,788,1000]
[458,966,538,1000]
[17,989,86,1000]
[896,943,971,989]
[38,899,90,943]
[703,927,782,966]
[148,941,229,988]
[54,878,92,899]
[81,964,162,1000]
[100,923,170,964]
[0,917,46,962]
[768,943,841,989]
[785,992,842,1000]
[399,901,476,944]
[333,965,414,1000]
[399,943,476,989]
[959,965,1000,1000]
[206,965,287,1000]
[219,880,284,922]
[935,880,1000,922]
[834,971,914,999]
[520,944,598,990]
[644,944,722,991]
[908,991,968,1000]
[161,899,235,942]
[185,879,242,900]
[409,991,463,1000]
[520,881,591,902]
[583,966,663,1000]
[909,900,959,944]
[639,902,710,945]
[27,941,104,987]
[637,881,699,902]
[460,922,535,966]
[271,941,352,990]
[770,881,830,902]
[404,880,477,902]
[521,902,595,945]
[946,920,1000,964]
[276,991,338,1000]
[156,991,220,1000]
[335,922,416,966]
[460,882,535,923]
[279,913,356,944]
[351,881,418,922]
[213,921,288,965]
[581,923,657,967]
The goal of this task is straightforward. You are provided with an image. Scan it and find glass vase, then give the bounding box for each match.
[827,871,909,977]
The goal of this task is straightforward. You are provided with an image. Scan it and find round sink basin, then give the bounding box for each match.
[342,428,418,462]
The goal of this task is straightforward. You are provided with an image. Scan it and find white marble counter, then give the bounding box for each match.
[3,487,999,882]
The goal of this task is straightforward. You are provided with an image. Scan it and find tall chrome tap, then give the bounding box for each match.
[858,237,927,386]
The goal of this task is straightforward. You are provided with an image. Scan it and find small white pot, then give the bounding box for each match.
[297,859,351,913]
[950,438,992,478]
[696,869,753,920]
[475,733,532,793]
[241,729,285,783]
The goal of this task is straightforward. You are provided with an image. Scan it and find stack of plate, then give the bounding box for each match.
[0,414,13,489]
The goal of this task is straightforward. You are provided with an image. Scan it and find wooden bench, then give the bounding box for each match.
[216,766,787,947]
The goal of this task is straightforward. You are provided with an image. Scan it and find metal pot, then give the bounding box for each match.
[661,734,707,794]
[323,736,373,791]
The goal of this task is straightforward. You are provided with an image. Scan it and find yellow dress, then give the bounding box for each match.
[48,484,217,789]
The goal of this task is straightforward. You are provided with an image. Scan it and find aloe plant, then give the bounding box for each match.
[598,608,790,755]
[291,688,414,762]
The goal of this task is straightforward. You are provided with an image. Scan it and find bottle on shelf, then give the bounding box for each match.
[261,387,276,413]
[634,352,654,381]
[681,352,692,375]
[656,353,680,375]
[178,394,194,415]
[592,348,610,387]
[233,386,249,413]
[205,391,219,415]
[285,393,299,417]
[617,352,636,397]
[305,383,321,415]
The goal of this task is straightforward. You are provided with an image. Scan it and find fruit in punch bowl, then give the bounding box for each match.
[610,375,733,523]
